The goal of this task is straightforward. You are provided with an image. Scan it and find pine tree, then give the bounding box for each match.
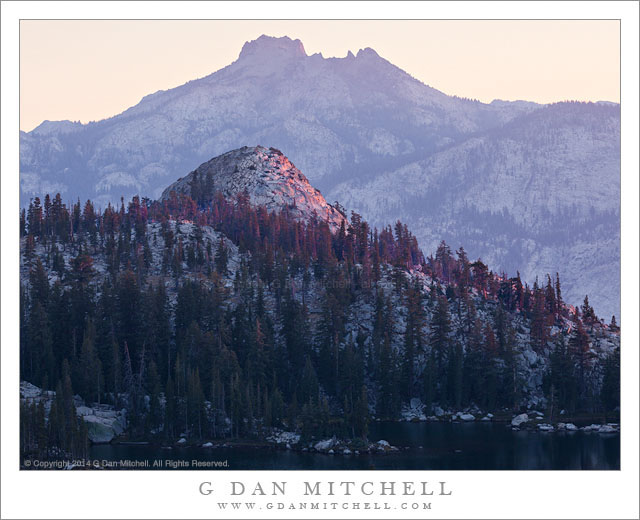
[378,333,399,419]
[482,323,499,410]
[600,347,620,413]
[76,320,103,404]
[530,280,549,352]
[544,334,577,415]
[354,385,369,440]
[544,274,556,318]
[568,313,593,410]
[462,318,484,407]
[500,327,521,411]
[299,356,319,406]
[164,375,176,440]
[26,298,52,385]
[555,273,563,319]
[281,290,311,380]
[581,295,596,326]
[215,237,229,275]
[450,340,464,410]
[430,295,451,375]
[146,360,162,434]
[402,281,425,399]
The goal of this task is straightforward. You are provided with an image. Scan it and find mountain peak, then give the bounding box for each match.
[238,35,307,61]
[161,146,346,230]
[31,119,83,136]
[356,47,380,59]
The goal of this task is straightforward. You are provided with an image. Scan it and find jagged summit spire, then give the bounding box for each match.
[239,35,307,60]
[238,35,384,64]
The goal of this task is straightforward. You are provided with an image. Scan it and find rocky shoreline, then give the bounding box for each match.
[153,410,620,457]
[400,397,619,435]
[22,381,619,455]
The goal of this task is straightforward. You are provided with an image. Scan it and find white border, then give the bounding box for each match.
[2,2,638,519]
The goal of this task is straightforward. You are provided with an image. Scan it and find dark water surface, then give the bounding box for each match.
[89,422,620,470]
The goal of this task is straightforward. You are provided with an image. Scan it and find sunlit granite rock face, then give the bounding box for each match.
[161,146,347,231]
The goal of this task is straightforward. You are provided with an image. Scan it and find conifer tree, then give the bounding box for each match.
[354,385,369,440]
[215,237,229,275]
[76,320,103,404]
[430,295,451,375]
[544,334,577,414]
[555,273,563,319]
[377,333,399,419]
[581,295,596,326]
[568,312,593,409]
[600,347,620,413]
[402,281,425,399]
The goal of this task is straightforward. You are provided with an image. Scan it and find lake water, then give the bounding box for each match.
[89,422,620,470]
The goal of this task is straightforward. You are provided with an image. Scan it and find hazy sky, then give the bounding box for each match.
[20,20,620,132]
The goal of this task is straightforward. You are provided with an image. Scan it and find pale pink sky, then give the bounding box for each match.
[20,20,620,132]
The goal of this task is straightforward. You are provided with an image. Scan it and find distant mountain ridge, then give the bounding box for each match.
[19,34,620,318]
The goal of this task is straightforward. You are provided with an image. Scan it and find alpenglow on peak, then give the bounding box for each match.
[161,146,347,231]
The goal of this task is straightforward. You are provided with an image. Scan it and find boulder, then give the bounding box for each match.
[410,398,423,410]
[75,406,93,417]
[20,381,43,399]
[314,437,336,452]
[523,350,538,365]
[95,409,119,420]
[84,416,116,443]
[374,439,397,452]
[111,418,125,436]
[511,413,529,427]
[177,437,187,444]
[202,442,213,448]
[268,430,301,445]
[459,413,475,421]
[402,399,427,421]
[565,423,578,431]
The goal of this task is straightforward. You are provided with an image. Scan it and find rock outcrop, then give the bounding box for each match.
[21,381,126,444]
[161,146,347,231]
